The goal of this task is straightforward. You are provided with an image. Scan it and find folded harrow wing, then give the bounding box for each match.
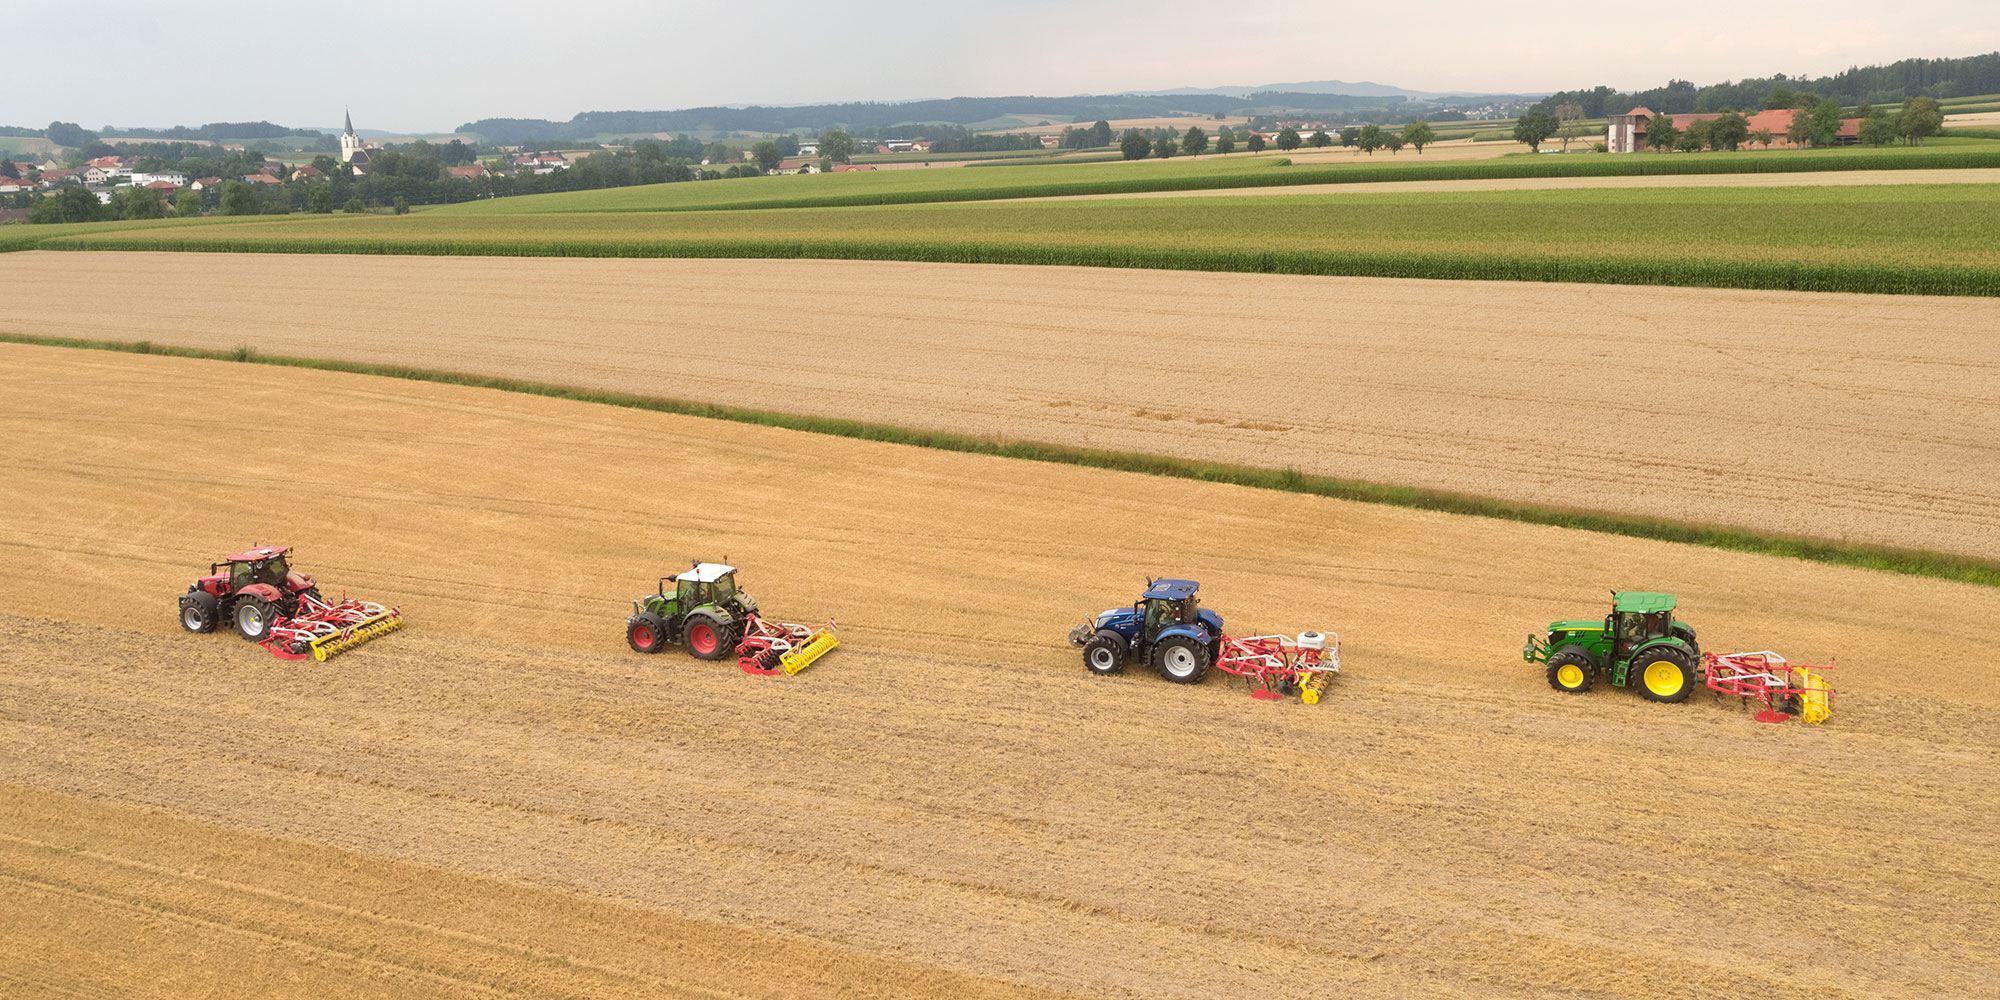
[734,615,840,675]
[1214,631,1341,703]
[261,591,405,662]
[1702,651,1833,724]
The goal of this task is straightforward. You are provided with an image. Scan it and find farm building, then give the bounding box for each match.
[1605,107,1861,152]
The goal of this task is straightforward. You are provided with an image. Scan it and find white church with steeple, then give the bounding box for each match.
[339,108,373,169]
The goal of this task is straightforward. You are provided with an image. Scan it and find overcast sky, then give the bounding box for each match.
[16,2,2000,132]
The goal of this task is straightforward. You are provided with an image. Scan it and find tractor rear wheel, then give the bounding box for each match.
[1082,632,1124,675]
[683,611,738,661]
[627,613,668,654]
[233,596,275,642]
[1634,646,1696,704]
[1153,635,1208,684]
[179,592,217,633]
[1545,648,1595,694]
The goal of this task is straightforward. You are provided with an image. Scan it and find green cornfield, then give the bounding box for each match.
[30,182,2000,297]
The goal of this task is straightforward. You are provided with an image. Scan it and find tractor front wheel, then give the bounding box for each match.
[179,592,218,633]
[1545,648,1595,694]
[1082,632,1124,675]
[683,611,738,661]
[1153,635,1208,684]
[627,613,668,654]
[233,596,275,642]
[1634,647,1696,704]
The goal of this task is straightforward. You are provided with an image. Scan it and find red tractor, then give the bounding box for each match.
[178,546,402,660]
[180,546,319,640]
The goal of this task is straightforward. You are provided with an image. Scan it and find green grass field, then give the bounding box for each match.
[25,183,2000,297]
[420,142,2000,215]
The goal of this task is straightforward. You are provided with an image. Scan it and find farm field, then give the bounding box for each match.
[416,141,2000,214]
[4,252,1998,561]
[1031,165,2000,200]
[24,182,2000,297]
[2,343,1997,999]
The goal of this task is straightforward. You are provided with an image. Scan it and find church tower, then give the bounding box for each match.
[340,108,366,164]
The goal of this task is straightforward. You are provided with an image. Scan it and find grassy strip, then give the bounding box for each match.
[7,331,1995,589]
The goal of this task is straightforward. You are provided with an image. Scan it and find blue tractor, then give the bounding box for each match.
[1067,578,1224,684]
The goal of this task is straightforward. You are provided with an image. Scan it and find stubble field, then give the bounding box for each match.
[4,251,1996,560]
[1,344,1997,998]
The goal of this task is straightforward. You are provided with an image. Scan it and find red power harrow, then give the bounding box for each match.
[734,614,840,675]
[262,591,404,662]
[1702,651,1833,724]
[1214,631,1340,703]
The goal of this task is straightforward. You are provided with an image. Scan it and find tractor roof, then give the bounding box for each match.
[223,545,290,563]
[676,562,736,583]
[1143,578,1200,601]
[1614,591,1677,614]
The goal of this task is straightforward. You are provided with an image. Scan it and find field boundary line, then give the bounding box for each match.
[6,331,1994,588]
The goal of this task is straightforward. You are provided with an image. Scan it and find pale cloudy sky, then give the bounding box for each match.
[15,1,2000,131]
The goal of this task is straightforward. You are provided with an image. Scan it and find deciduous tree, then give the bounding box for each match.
[1215,127,1235,154]
[1401,120,1435,153]
[1245,131,1265,152]
[1513,110,1559,151]
[1120,129,1150,159]
[1275,127,1301,151]
[1708,112,1750,150]
[1356,124,1384,154]
[1307,129,1332,147]
[816,128,854,163]
[1897,96,1943,145]
[1181,126,1207,155]
[751,140,782,172]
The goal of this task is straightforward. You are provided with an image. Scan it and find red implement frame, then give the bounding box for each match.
[1702,651,1833,724]
[261,590,403,662]
[1213,631,1340,702]
[734,613,837,675]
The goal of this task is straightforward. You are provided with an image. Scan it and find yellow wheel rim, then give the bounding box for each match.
[1556,663,1585,689]
[1643,660,1684,696]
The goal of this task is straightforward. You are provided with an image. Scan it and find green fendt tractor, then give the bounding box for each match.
[1523,591,1702,702]
[625,561,759,659]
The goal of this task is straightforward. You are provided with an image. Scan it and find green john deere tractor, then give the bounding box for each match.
[1523,591,1701,702]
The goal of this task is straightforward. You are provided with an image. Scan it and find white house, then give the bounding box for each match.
[797,142,819,156]
[129,170,188,188]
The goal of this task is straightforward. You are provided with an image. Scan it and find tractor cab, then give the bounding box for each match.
[673,562,738,611]
[203,546,309,597]
[1608,591,1677,657]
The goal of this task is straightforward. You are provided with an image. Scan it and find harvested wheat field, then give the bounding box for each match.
[5,251,1996,559]
[1279,138,1540,161]
[1,343,1997,998]
[1036,166,2000,200]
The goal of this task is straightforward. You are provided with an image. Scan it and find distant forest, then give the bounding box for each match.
[457,92,1403,145]
[1534,51,2000,117]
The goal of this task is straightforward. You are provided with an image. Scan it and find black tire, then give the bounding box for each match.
[1082,631,1125,675]
[627,613,668,654]
[1632,645,1697,704]
[179,591,218,633]
[1152,635,1208,684]
[1671,623,1701,661]
[1545,647,1595,694]
[682,610,738,661]
[233,595,275,641]
[301,586,324,607]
